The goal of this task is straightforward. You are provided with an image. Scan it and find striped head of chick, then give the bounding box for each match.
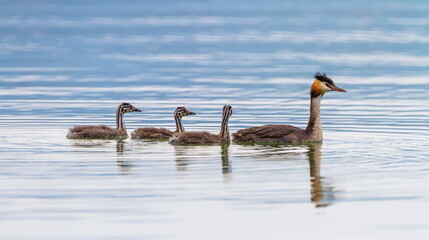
[175,106,196,118]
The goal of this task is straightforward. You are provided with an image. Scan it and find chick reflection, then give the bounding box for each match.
[220,143,231,175]
[173,145,191,172]
[306,142,335,207]
[116,140,133,174]
[173,144,231,180]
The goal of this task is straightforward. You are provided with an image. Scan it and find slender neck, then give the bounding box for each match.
[116,107,126,132]
[305,95,323,140]
[219,112,230,141]
[174,113,185,132]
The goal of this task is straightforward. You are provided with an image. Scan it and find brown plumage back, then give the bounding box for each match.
[233,124,306,143]
[67,125,127,139]
[173,131,221,144]
[131,127,173,140]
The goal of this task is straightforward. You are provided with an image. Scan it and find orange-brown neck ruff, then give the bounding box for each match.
[310,79,325,98]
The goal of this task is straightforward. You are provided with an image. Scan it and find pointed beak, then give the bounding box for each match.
[134,108,142,112]
[182,107,195,115]
[186,110,196,116]
[331,85,347,92]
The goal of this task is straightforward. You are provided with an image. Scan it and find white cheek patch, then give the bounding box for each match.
[322,83,332,91]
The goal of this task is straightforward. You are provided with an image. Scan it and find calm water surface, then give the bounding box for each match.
[1,0,429,239]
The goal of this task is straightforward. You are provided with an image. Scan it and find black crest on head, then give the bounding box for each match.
[314,72,334,84]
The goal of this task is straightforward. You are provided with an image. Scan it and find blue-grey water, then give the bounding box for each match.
[1,0,429,239]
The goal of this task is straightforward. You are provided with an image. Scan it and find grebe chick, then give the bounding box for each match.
[233,73,346,143]
[170,105,233,144]
[131,106,195,140]
[66,102,141,139]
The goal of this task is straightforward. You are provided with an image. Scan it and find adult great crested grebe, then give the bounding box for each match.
[66,102,141,139]
[169,105,233,144]
[233,73,347,143]
[131,106,195,140]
